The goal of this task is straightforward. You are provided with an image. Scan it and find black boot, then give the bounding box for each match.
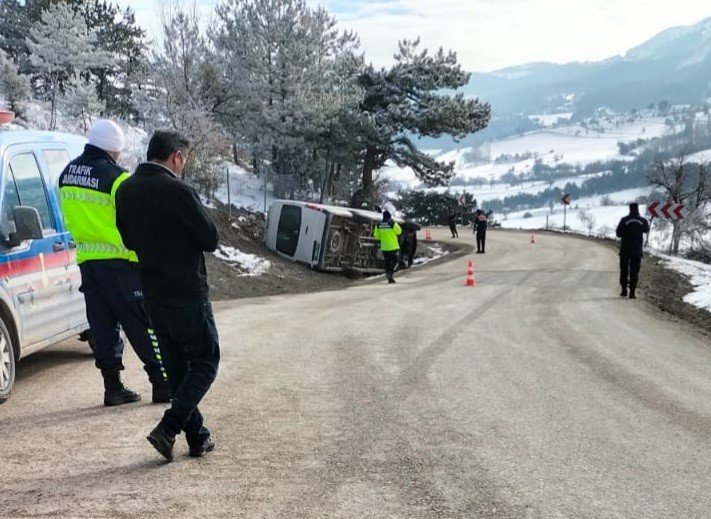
[151,377,172,404]
[147,423,175,461]
[102,369,141,407]
[629,288,636,299]
[620,286,628,297]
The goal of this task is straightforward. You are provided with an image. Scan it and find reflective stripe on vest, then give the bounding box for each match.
[60,179,137,263]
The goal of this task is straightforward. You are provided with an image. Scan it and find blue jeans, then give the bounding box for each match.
[145,298,220,446]
[79,260,164,382]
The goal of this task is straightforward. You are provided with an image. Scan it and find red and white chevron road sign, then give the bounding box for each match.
[647,201,686,220]
[561,193,571,205]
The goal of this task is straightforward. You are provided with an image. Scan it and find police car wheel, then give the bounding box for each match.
[0,318,16,404]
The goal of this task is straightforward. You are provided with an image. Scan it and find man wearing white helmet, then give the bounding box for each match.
[58,119,170,406]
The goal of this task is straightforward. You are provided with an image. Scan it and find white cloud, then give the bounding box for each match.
[114,0,711,71]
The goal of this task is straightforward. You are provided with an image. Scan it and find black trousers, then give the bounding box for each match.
[449,224,458,237]
[476,231,486,252]
[619,254,642,289]
[383,250,399,279]
[79,260,164,382]
[145,298,220,446]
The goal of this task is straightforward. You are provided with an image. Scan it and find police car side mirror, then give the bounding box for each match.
[11,206,43,242]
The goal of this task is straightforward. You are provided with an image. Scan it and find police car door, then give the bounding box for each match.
[0,149,71,345]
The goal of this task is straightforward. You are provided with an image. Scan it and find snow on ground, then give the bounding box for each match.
[662,256,711,312]
[529,113,573,126]
[416,171,612,203]
[214,163,276,213]
[214,245,271,277]
[499,187,650,225]
[413,244,448,266]
[686,148,711,163]
[384,115,677,187]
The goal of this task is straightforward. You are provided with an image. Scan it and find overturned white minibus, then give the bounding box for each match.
[264,200,419,275]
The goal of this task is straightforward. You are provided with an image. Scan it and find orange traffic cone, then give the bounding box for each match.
[465,259,476,286]
[530,233,535,244]
[425,229,432,240]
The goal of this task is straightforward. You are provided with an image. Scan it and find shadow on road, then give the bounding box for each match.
[15,343,92,383]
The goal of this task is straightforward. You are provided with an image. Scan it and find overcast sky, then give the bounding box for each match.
[113,0,711,72]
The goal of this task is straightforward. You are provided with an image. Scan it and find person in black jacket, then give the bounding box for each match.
[116,131,220,461]
[447,210,458,238]
[474,209,488,253]
[615,203,650,299]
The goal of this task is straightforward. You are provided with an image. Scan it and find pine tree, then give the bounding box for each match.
[213,0,363,199]
[82,1,147,117]
[26,2,109,129]
[61,72,105,133]
[351,39,490,207]
[0,48,31,117]
[0,0,32,70]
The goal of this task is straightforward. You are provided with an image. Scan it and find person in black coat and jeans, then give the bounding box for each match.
[615,202,650,299]
[474,209,488,253]
[116,131,220,461]
[447,210,458,238]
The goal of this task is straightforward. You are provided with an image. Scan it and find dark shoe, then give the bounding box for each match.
[620,288,628,297]
[152,379,172,404]
[104,386,141,406]
[188,436,215,458]
[388,278,396,284]
[147,424,175,461]
[629,291,636,299]
[102,368,141,406]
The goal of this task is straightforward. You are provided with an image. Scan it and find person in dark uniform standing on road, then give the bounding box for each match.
[116,130,220,460]
[373,210,402,283]
[615,202,650,299]
[474,209,488,253]
[59,119,170,407]
[447,210,458,238]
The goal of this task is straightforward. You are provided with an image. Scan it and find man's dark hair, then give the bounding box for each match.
[629,202,639,215]
[147,130,190,162]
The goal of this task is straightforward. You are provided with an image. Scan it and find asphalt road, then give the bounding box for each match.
[2,229,711,518]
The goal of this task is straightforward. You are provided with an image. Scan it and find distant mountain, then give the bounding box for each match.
[463,16,711,117]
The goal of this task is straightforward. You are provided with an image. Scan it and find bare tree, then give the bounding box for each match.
[647,154,711,253]
[150,3,230,197]
[577,208,596,236]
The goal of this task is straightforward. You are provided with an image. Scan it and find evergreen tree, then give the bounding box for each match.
[213,0,362,199]
[82,1,147,117]
[26,2,109,129]
[0,48,31,117]
[61,72,105,132]
[0,0,32,70]
[351,39,490,207]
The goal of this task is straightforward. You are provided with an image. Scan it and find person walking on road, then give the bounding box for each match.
[474,209,488,253]
[615,202,650,299]
[116,130,220,461]
[447,210,459,238]
[59,119,170,407]
[373,210,402,283]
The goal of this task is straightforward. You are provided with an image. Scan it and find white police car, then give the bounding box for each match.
[0,127,91,403]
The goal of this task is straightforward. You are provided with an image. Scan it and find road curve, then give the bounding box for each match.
[2,228,710,518]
